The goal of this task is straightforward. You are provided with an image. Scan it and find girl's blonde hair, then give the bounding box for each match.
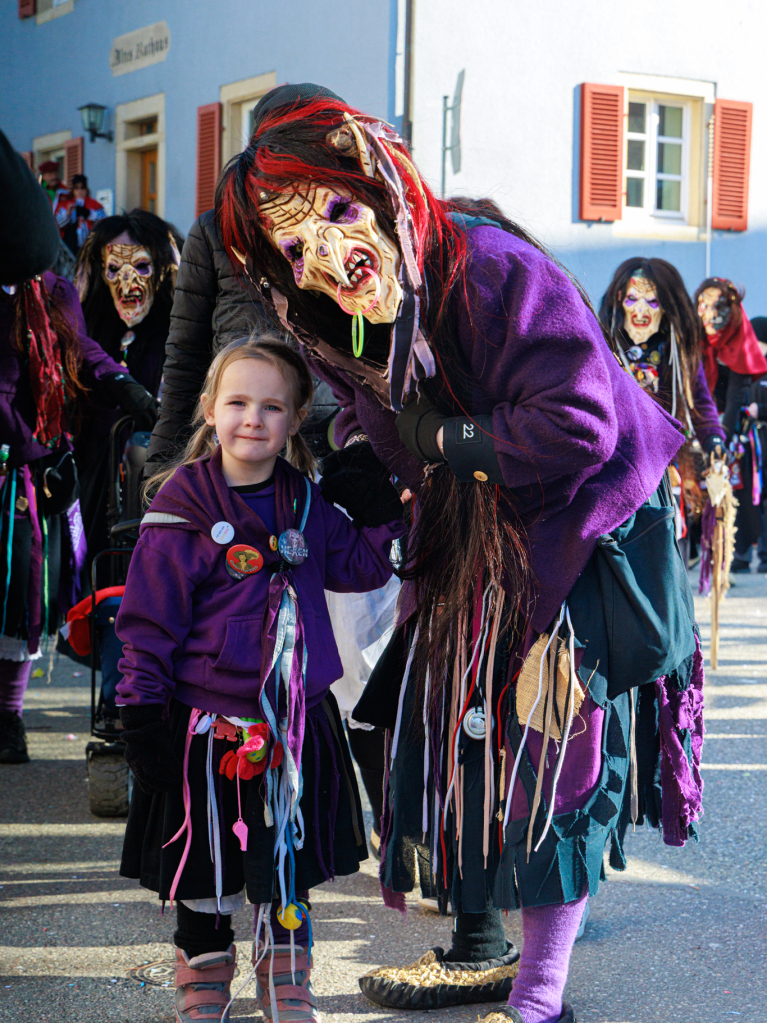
[144,333,316,500]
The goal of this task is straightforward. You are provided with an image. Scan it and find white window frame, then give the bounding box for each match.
[624,93,691,224]
[220,72,277,163]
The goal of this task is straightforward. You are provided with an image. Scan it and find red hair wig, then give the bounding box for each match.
[215,96,467,340]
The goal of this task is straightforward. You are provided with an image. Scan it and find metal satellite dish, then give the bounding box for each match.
[441,69,465,196]
[450,69,464,174]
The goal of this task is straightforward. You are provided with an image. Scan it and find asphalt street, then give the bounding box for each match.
[1,567,766,1023]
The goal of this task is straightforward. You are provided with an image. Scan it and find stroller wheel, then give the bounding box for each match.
[87,744,132,817]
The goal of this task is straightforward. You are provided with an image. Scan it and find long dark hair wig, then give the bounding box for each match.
[599,257,702,419]
[73,209,183,367]
[215,98,603,694]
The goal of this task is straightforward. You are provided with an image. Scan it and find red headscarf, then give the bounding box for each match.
[702,308,767,393]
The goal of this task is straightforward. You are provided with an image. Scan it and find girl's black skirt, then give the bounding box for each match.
[120,692,367,904]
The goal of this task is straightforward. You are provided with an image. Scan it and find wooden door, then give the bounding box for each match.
[141,148,158,213]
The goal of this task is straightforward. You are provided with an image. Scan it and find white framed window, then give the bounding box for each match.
[220,72,277,163]
[240,98,261,151]
[625,95,690,222]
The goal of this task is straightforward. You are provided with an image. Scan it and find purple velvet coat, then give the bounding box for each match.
[307,226,687,633]
[115,450,403,717]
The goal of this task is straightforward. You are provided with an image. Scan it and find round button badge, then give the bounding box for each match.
[278,529,308,566]
[211,521,235,545]
[225,545,264,579]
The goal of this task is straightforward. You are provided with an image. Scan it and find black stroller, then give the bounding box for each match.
[70,417,149,816]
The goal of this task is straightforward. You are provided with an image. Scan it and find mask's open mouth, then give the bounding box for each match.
[118,289,147,309]
[337,249,380,297]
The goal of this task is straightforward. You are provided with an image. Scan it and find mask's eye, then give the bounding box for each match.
[282,240,304,263]
[327,197,359,224]
[134,261,152,277]
[646,298,659,309]
[106,264,120,279]
[624,295,637,306]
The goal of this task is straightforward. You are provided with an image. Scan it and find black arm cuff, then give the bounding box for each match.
[442,414,505,484]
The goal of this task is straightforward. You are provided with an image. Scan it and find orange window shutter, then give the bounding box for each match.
[21,151,34,171]
[195,103,222,218]
[712,99,752,231]
[18,0,35,18]
[63,137,84,186]
[579,83,624,221]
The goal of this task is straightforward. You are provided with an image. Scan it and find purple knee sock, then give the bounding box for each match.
[0,659,33,716]
[257,890,310,948]
[507,893,587,1023]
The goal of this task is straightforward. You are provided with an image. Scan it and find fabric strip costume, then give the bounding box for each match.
[215,85,705,1020]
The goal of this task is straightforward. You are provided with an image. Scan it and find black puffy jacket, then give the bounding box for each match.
[145,209,269,468]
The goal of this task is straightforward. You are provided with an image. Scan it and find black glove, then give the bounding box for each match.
[104,372,159,432]
[119,704,183,795]
[396,393,446,463]
[702,434,725,457]
[320,442,403,528]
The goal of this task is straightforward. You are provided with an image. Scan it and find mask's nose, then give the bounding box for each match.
[310,227,350,288]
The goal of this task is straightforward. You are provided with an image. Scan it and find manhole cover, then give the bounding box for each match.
[128,960,241,988]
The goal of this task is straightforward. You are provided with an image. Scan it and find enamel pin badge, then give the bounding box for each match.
[225,545,264,580]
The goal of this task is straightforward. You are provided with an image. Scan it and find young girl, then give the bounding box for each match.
[115,336,404,1023]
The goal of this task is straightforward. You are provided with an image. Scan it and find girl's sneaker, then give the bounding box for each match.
[174,945,236,1022]
[254,944,321,1022]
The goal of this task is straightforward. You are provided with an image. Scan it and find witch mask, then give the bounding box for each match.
[102,239,156,327]
[697,286,732,336]
[260,184,402,324]
[622,275,662,345]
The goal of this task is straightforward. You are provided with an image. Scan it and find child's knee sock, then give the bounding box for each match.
[262,890,310,947]
[174,902,234,957]
[445,897,508,962]
[0,659,32,715]
[507,893,587,1023]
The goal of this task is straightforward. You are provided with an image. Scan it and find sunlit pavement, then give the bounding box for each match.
[1,568,766,1023]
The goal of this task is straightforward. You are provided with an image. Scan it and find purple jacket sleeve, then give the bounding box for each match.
[690,361,723,448]
[115,535,196,706]
[459,230,618,490]
[320,496,404,593]
[48,273,125,384]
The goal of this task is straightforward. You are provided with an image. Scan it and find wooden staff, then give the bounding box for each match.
[710,501,723,669]
[706,452,735,670]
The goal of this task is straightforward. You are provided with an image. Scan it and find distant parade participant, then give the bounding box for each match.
[600,258,724,563]
[73,209,182,560]
[695,278,767,571]
[217,86,705,1023]
[59,174,105,257]
[38,159,70,228]
[0,129,159,764]
[116,336,404,1023]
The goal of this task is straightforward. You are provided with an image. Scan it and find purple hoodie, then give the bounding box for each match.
[116,450,404,717]
[304,226,688,633]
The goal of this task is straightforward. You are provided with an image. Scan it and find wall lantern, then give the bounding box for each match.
[78,103,114,143]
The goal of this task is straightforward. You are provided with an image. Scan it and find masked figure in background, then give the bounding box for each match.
[215,86,705,1023]
[695,278,767,571]
[73,210,182,563]
[599,258,723,564]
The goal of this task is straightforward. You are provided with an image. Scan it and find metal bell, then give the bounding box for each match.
[462,709,486,740]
